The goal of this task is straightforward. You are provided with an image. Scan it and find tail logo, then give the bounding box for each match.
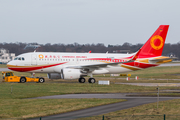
[150,35,164,50]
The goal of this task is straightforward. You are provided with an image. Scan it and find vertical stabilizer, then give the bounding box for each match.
[138,25,169,58]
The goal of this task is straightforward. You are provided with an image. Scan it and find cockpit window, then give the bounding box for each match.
[14,57,25,61]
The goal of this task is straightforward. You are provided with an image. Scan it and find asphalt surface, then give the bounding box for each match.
[118,83,180,87]
[159,63,180,67]
[0,68,10,71]
[28,93,130,99]
[29,94,179,120]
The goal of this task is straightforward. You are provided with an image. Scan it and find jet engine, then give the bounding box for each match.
[61,68,87,80]
[47,73,61,79]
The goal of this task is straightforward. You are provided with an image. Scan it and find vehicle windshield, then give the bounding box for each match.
[6,72,13,76]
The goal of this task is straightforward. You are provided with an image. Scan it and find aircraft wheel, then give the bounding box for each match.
[88,78,96,83]
[20,77,26,83]
[39,78,45,83]
[78,78,85,83]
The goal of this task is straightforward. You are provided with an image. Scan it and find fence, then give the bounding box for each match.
[2,114,180,120]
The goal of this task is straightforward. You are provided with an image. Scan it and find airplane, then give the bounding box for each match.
[7,25,173,83]
[24,44,41,50]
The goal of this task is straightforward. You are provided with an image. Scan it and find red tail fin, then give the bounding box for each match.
[138,25,169,58]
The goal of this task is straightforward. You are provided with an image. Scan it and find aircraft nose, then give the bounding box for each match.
[7,62,11,68]
[7,61,15,68]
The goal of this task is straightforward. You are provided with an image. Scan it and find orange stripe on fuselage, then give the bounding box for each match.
[7,62,66,72]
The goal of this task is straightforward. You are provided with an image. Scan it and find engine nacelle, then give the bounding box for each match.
[47,73,61,79]
[62,68,86,80]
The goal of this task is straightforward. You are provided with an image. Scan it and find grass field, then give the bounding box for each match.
[0,83,166,99]
[0,65,180,119]
[94,66,180,79]
[0,98,125,119]
[0,83,179,119]
[0,64,7,68]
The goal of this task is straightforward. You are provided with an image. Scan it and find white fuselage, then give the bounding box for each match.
[7,52,141,74]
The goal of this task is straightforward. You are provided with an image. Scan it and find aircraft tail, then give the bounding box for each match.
[138,25,169,58]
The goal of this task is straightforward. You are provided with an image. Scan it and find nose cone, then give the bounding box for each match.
[7,61,16,68]
[7,61,20,72]
[7,62,11,68]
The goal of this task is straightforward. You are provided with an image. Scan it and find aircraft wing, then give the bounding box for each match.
[67,49,141,69]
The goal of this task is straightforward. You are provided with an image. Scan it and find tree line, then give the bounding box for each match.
[0,42,179,59]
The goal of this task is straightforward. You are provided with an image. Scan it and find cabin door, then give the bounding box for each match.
[31,54,37,65]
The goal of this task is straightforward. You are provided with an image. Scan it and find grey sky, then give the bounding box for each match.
[0,0,179,46]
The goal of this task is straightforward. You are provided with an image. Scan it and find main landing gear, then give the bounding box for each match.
[88,78,96,83]
[78,78,86,83]
[78,78,96,83]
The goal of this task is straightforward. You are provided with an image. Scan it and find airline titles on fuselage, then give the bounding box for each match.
[39,54,87,59]
[38,54,128,63]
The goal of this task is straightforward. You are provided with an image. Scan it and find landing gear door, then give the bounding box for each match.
[31,54,37,65]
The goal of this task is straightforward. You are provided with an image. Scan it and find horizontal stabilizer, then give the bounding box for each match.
[149,56,176,64]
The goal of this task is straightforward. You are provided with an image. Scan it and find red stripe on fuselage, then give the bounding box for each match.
[8,62,66,72]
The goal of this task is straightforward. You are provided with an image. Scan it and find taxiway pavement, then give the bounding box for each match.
[159,63,180,67]
[29,94,179,120]
[118,83,180,87]
[0,68,10,71]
